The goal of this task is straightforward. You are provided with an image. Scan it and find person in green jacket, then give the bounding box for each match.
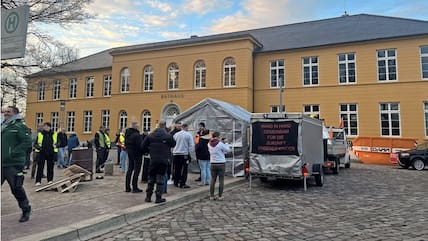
[1,106,32,222]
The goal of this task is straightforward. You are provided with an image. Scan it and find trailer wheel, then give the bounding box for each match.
[314,167,324,187]
[259,177,268,183]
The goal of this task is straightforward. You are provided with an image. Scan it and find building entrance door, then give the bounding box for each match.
[162,104,180,127]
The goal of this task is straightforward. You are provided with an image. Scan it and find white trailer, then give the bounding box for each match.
[249,113,325,187]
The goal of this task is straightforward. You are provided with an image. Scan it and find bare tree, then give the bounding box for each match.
[1,0,94,107]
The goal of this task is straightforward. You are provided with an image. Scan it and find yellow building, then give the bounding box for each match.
[26,14,428,142]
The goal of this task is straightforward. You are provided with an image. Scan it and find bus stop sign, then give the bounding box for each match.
[1,5,29,60]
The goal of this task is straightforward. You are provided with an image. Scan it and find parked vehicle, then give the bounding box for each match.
[324,127,351,174]
[397,142,428,171]
[248,113,325,187]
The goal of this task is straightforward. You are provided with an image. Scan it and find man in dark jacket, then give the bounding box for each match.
[195,123,211,186]
[34,122,58,186]
[94,126,107,173]
[57,128,68,168]
[141,120,176,203]
[1,106,32,222]
[125,122,144,193]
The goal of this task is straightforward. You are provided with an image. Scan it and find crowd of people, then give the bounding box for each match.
[2,105,232,223]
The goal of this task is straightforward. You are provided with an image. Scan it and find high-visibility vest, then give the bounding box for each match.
[35,132,58,153]
[105,133,111,148]
[96,131,106,148]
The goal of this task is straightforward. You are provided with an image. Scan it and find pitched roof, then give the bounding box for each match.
[28,14,428,78]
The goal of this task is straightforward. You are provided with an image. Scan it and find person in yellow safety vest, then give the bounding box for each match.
[117,130,127,173]
[34,122,58,186]
[95,126,107,173]
[103,128,111,167]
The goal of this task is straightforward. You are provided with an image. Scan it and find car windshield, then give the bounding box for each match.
[415,142,428,150]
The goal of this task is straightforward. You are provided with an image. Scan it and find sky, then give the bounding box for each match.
[41,0,428,58]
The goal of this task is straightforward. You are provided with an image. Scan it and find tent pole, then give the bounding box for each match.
[232,120,235,177]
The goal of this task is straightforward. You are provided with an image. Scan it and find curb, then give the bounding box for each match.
[13,177,247,241]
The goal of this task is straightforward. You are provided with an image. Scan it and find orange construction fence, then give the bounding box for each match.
[351,136,417,165]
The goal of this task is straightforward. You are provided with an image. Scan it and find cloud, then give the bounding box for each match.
[87,0,141,19]
[159,31,188,39]
[146,0,173,12]
[182,0,232,15]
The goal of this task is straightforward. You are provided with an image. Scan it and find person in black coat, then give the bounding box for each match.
[124,122,144,193]
[140,121,176,203]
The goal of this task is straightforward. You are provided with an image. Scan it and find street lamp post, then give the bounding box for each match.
[279,77,284,112]
[60,100,66,129]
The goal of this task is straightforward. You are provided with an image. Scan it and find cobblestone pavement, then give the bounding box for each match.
[89,163,427,241]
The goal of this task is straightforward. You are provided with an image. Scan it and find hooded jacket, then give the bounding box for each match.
[141,128,176,162]
[1,115,32,167]
[195,134,210,160]
[208,138,231,164]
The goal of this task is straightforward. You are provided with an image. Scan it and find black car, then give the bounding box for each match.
[397,142,428,171]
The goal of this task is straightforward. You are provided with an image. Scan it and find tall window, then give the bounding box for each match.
[223,57,236,87]
[143,111,151,132]
[194,60,206,88]
[51,112,59,131]
[120,68,130,93]
[144,65,153,92]
[340,104,358,136]
[421,46,428,79]
[119,111,128,130]
[270,59,285,88]
[83,111,92,133]
[302,57,319,86]
[69,78,77,99]
[38,81,45,101]
[36,113,43,127]
[168,63,179,90]
[101,110,110,129]
[85,76,94,97]
[377,49,397,81]
[103,75,112,96]
[303,104,320,117]
[271,105,285,113]
[424,102,428,137]
[53,80,61,100]
[338,53,356,84]
[380,103,400,136]
[67,111,75,132]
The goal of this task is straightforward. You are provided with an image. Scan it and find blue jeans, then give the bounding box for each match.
[198,159,211,185]
[57,147,66,167]
[120,150,127,173]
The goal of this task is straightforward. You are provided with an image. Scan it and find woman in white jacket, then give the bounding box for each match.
[208,131,230,200]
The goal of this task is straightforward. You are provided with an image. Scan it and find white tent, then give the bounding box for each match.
[173,98,251,176]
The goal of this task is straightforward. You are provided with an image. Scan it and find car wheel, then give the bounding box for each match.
[259,177,268,183]
[412,159,425,171]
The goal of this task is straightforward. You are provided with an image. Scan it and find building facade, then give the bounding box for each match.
[26,14,428,142]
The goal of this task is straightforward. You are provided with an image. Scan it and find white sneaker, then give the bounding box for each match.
[48,181,53,184]
[35,182,41,186]
[209,196,216,201]
[217,196,224,201]
[167,180,174,185]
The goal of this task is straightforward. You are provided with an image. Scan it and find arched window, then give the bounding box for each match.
[194,60,206,88]
[142,111,151,132]
[120,68,130,93]
[119,111,128,130]
[223,57,236,87]
[143,65,153,92]
[168,63,179,90]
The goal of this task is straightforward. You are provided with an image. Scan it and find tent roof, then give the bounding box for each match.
[174,98,251,123]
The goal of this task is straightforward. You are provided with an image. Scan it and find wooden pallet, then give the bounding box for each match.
[64,164,92,181]
[35,173,84,193]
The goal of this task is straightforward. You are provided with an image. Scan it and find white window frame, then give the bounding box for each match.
[303,104,320,117]
[338,53,356,84]
[85,76,94,97]
[36,113,44,127]
[119,111,128,130]
[51,112,59,132]
[142,111,151,132]
[424,102,428,137]
[194,60,206,89]
[377,49,397,81]
[168,63,179,90]
[421,46,428,80]
[69,78,77,99]
[144,65,153,92]
[270,59,285,88]
[302,57,319,86]
[270,105,285,113]
[53,80,61,100]
[103,75,112,97]
[38,81,45,101]
[101,110,110,129]
[379,102,401,136]
[339,104,358,136]
[223,57,236,87]
[120,68,130,93]
[83,111,92,133]
[67,111,75,132]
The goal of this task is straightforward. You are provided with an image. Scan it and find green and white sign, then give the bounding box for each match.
[1,5,29,60]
